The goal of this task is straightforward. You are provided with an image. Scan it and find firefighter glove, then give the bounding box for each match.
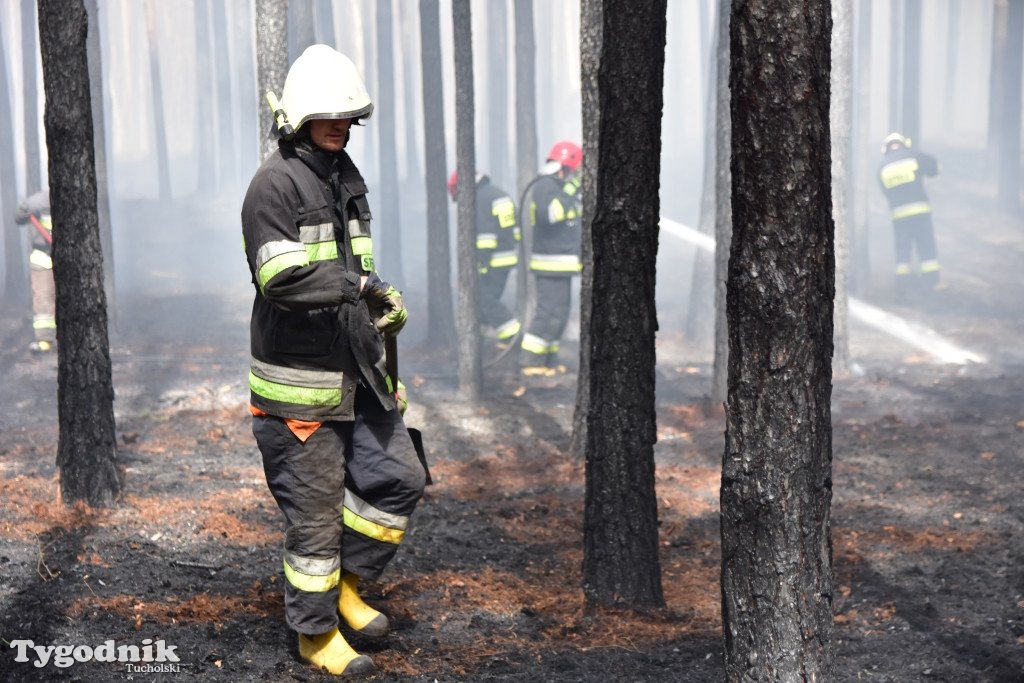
[361,273,407,337]
[396,380,408,416]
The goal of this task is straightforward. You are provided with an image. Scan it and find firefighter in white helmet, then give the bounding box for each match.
[878,132,946,292]
[241,45,425,677]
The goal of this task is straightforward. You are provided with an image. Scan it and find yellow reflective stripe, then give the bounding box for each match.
[489,250,518,268]
[283,557,340,593]
[343,489,407,545]
[257,240,309,290]
[892,202,931,219]
[351,236,373,255]
[521,333,551,355]
[491,197,516,228]
[249,371,343,406]
[33,317,56,330]
[547,198,566,223]
[305,241,338,261]
[530,254,582,272]
[476,233,499,250]
[880,158,919,189]
[895,263,912,275]
[495,319,520,339]
[29,249,52,269]
[562,176,581,196]
[343,508,405,544]
[920,260,940,273]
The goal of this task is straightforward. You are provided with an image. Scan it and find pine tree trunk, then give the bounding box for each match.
[710,0,732,409]
[419,0,456,347]
[21,0,42,196]
[579,0,666,610]
[376,0,404,282]
[39,0,121,507]
[832,0,853,376]
[452,0,481,399]
[255,0,288,162]
[722,0,835,678]
[1,26,28,303]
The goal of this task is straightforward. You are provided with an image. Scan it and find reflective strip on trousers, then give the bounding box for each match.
[920,259,940,273]
[343,488,408,545]
[283,553,341,593]
[892,201,931,220]
[489,250,518,268]
[29,249,52,270]
[521,332,558,356]
[530,254,581,273]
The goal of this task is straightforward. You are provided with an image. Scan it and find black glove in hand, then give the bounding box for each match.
[361,273,408,337]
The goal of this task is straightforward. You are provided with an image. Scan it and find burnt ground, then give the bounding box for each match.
[1,166,1023,682]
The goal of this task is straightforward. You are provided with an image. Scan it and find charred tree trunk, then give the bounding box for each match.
[21,0,42,196]
[832,0,853,377]
[989,1,1009,163]
[850,0,872,296]
[256,0,288,162]
[722,0,835,679]
[998,0,1024,213]
[39,0,121,507]
[288,0,316,62]
[195,0,217,195]
[487,2,510,190]
[85,0,116,321]
[514,0,539,198]
[710,0,732,409]
[452,0,481,399]
[419,0,455,347]
[144,0,172,202]
[377,0,404,283]
[579,0,666,610]
[901,0,922,142]
[0,27,27,303]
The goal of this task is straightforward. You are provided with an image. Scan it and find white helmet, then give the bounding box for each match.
[278,45,373,135]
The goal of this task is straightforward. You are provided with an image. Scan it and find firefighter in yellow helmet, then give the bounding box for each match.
[878,132,946,292]
[13,191,56,353]
[241,45,425,677]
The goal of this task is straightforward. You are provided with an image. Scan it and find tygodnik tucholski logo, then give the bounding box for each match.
[8,638,181,673]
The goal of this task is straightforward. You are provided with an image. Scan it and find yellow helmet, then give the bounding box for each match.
[277,45,373,136]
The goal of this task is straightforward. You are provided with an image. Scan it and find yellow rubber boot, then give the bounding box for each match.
[339,573,390,638]
[297,628,375,676]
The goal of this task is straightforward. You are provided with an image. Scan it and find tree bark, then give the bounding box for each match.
[377,0,404,282]
[901,0,922,142]
[579,0,666,611]
[514,0,538,198]
[21,0,42,196]
[255,0,288,162]
[722,0,835,678]
[419,0,456,347]
[997,0,1023,213]
[832,0,853,376]
[452,0,481,400]
[0,26,28,303]
[144,0,172,202]
[85,0,116,322]
[487,2,510,191]
[850,0,872,296]
[39,0,121,507]
[710,0,732,410]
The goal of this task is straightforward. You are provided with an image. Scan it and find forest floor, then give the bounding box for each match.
[1,171,1023,682]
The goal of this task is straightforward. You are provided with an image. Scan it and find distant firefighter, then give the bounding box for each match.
[877,132,946,292]
[519,141,583,376]
[13,191,56,353]
[447,170,521,345]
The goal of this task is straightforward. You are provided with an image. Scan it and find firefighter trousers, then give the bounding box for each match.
[520,274,572,366]
[253,387,425,634]
[892,214,940,286]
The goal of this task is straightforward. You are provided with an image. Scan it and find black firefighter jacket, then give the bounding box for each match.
[241,137,396,421]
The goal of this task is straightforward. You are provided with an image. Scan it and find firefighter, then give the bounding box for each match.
[519,141,583,375]
[447,170,521,344]
[241,45,424,677]
[878,132,946,291]
[13,191,56,353]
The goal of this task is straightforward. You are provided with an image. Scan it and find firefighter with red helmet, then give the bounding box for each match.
[241,45,424,677]
[519,141,583,375]
[878,132,946,291]
[448,170,521,344]
[13,191,56,353]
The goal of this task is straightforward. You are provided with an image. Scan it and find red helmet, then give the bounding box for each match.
[447,170,458,200]
[547,141,582,172]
